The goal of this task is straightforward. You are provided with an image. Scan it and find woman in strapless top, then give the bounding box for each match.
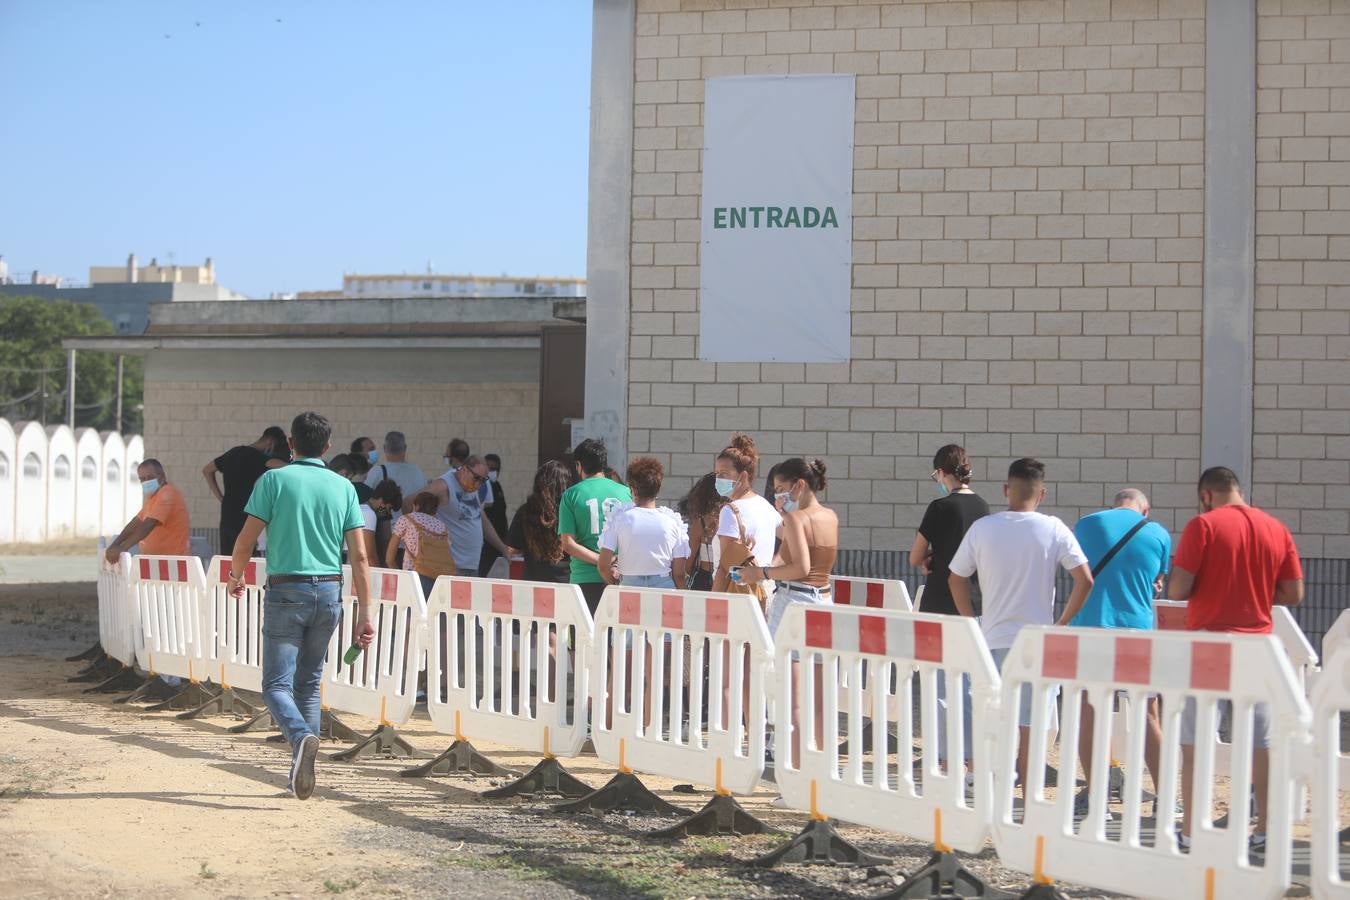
[738,456,837,770]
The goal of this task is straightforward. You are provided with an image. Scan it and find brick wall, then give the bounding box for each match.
[1253,0,1350,557]
[143,380,539,534]
[629,0,1209,550]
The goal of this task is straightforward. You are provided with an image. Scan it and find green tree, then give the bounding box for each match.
[0,295,144,432]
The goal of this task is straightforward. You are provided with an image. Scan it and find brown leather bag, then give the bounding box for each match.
[717,503,767,608]
[410,518,457,579]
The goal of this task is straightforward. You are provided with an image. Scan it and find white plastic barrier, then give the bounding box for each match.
[204,556,268,692]
[1154,600,1318,689]
[590,586,771,797]
[95,540,137,666]
[1308,641,1350,900]
[774,604,1000,853]
[831,575,913,612]
[322,567,426,727]
[1322,608,1350,667]
[133,555,210,682]
[992,626,1311,900]
[425,576,592,757]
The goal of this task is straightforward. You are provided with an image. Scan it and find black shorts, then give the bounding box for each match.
[578,581,607,616]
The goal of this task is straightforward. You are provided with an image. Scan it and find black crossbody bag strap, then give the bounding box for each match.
[1091,518,1150,579]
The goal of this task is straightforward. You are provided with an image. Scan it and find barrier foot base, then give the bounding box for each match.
[646,793,770,839]
[144,681,221,713]
[1017,883,1071,900]
[69,653,118,683]
[176,687,258,721]
[320,710,365,743]
[750,817,887,868]
[400,740,515,778]
[838,720,899,755]
[875,850,1015,899]
[66,641,104,662]
[480,756,591,798]
[228,709,278,734]
[115,676,178,705]
[85,665,144,694]
[329,724,431,762]
[551,772,691,817]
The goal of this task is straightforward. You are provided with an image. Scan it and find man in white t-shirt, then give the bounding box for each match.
[364,431,427,502]
[949,457,1094,794]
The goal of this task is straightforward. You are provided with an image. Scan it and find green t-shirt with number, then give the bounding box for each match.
[558,476,633,584]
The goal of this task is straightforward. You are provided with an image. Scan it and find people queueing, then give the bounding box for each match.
[364,431,427,504]
[358,479,403,572]
[948,458,1094,795]
[681,473,727,591]
[710,433,782,597]
[1070,487,1172,820]
[558,438,632,614]
[1168,466,1304,853]
[105,459,191,561]
[228,412,372,800]
[203,427,288,555]
[412,451,510,578]
[390,491,456,597]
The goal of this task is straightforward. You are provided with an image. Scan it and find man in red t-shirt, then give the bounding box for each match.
[1168,466,1303,852]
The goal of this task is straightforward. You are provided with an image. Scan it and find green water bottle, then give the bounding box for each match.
[342,642,362,666]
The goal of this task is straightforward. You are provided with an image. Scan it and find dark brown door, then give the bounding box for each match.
[538,324,586,465]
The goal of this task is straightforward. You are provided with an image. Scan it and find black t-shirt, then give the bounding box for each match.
[507,507,569,584]
[214,445,271,526]
[353,481,374,504]
[917,491,991,615]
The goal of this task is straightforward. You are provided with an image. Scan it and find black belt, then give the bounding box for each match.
[268,574,343,585]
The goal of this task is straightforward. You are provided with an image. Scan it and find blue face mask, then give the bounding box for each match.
[777,489,800,513]
[367,450,379,464]
[935,480,950,497]
[714,477,736,498]
[141,479,161,496]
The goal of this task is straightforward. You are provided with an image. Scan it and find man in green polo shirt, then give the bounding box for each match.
[558,438,632,613]
[229,411,372,800]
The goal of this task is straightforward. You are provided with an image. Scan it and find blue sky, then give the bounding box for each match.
[0,1,592,297]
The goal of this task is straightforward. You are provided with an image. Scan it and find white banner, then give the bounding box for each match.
[699,74,854,363]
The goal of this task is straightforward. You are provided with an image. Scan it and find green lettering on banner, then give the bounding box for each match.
[714,207,727,229]
[749,206,764,227]
[822,206,838,228]
[767,207,783,228]
[803,207,820,227]
[784,206,801,227]
[730,207,746,229]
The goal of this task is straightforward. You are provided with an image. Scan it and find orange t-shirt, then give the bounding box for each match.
[137,483,191,556]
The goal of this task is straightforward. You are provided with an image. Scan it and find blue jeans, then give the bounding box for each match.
[620,573,675,589]
[262,580,342,748]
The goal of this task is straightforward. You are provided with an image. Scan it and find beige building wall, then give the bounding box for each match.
[629,0,1212,550]
[1253,0,1350,558]
[143,377,539,536]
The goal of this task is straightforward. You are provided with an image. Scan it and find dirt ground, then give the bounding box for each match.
[0,583,1324,899]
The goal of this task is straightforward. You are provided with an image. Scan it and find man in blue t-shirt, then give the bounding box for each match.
[1070,488,1172,818]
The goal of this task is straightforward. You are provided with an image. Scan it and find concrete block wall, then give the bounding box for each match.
[143,380,539,534]
[628,0,1214,550]
[1253,0,1350,558]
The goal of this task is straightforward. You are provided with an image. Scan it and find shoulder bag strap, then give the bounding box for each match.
[1091,518,1150,579]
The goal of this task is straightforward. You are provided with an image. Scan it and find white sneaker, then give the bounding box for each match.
[291,734,319,800]
[770,795,790,809]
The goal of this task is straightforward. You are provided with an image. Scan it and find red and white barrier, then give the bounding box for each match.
[1308,641,1349,900]
[1154,601,1317,689]
[424,576,593,757]
[774,604,1000,853]
[132,555,210,682]
[322,567,426,727]
[590,586,771,797]
[992,626,1310,900]
[96,540,137,667]
[204,556,268,693]
[831,575,912,612]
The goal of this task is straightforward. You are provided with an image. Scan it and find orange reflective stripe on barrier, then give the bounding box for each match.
[990,626,1310,900]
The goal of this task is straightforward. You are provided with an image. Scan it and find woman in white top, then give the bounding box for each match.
[359,479,403,567]
[711,432,783,593]
[598,457,689,589]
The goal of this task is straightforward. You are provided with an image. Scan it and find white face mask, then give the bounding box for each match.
[714,477,736,498]
[487,470,498,483]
